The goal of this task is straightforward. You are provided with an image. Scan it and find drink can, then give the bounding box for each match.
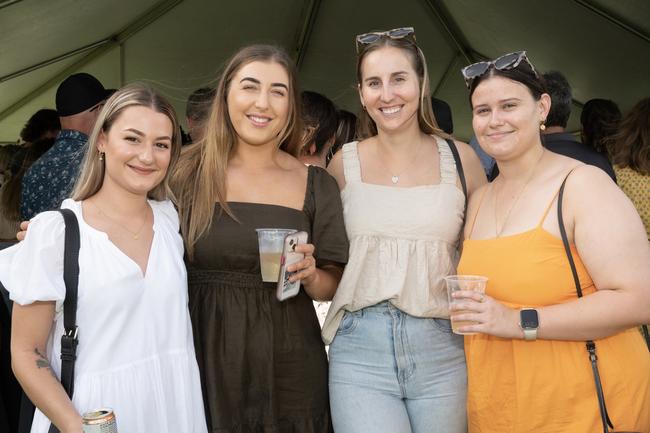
[82,408,118,433]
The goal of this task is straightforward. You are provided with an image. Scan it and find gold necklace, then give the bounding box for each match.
[90,200,149,240]
[376,140,426,184]
[494,149,545,237]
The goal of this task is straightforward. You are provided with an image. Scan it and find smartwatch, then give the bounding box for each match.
[519,308,539,341]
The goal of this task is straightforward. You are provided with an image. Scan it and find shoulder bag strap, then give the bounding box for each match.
[48,209,80,433]
[445,139,468,222]
[557,175,614,433]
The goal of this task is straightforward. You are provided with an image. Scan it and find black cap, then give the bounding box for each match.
[56,73,111,117]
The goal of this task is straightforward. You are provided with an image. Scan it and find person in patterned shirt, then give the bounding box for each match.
[20,73,112,219]
[608,97,650,240]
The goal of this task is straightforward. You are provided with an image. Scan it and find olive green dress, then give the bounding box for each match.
[187,166,348,433]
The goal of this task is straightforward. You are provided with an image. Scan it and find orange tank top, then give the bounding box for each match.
[457,183,650,433]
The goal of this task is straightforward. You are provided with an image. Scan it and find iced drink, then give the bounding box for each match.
[255,229,296,282]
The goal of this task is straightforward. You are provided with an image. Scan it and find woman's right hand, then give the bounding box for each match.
[16,220,29,241]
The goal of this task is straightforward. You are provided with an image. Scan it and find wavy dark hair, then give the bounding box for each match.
[20,109,60,143]
[468,56,546,107]
[608,97,650,175]
[580,98,621,154]
[1,138,55,220]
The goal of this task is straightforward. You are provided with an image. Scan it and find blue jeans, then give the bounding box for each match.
[329,302,467,433]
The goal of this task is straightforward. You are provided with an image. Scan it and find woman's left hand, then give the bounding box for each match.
[287,243,319,287]
[450,290,523,339]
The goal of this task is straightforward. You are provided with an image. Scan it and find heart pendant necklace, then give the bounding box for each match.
[378,141,426,185]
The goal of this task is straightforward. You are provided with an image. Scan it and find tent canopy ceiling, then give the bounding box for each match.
[1,0,649,143]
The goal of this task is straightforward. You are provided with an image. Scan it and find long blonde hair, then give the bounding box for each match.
[355,34,448,140]
[172,44,303,259]
[72,83,182,201]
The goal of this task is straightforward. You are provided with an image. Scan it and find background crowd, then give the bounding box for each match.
[0,16,648,433]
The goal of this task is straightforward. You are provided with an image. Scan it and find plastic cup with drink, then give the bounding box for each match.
[255,228,297,282]
[444,275,488,335]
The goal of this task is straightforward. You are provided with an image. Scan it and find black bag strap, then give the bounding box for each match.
[48,209,80,433]
[558,174,614,433]
[445,139,468,222]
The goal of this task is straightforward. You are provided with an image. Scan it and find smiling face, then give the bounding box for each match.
[227,60,291,148]
[471,75,550,160]
[97,105,173,196]
[358,46,421,134]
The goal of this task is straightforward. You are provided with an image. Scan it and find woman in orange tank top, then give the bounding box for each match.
[453,51,650,433]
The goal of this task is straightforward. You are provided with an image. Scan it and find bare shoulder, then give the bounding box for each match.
[327,148,346,190]
[562,162,635,232]
[278,151,309,174]
[564,163,618,198]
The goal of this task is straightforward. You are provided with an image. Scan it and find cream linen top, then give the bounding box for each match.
[322,137,465,344]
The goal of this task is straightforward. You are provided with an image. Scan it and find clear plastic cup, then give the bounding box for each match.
[255,228,297,282]
[444,275,488,335]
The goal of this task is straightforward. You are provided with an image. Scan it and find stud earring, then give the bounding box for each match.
[539,121,546,131]
[99,152,105,161]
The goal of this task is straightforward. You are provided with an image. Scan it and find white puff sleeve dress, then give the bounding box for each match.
[0,199,207,433]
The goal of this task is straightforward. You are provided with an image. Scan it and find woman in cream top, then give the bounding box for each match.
[324,27,485,433]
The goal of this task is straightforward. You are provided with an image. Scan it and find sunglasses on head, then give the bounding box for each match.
[461,51,538,88]
[355,27,416,53]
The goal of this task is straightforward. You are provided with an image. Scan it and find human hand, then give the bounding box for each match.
[287,243,319,288]
[450,290,523,339]
[16,220,29,241]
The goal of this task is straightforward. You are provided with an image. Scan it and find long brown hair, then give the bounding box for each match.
[72,83,182,201]
[355,33,448,140]
[172,44,303,259]
[608,97,650,175]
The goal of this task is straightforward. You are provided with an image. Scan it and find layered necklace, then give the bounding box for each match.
[376,140,425,184]
[90,200,149,240]
[493,148,545,237]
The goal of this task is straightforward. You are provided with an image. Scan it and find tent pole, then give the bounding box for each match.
[119,43,126,87]
[0,38,113,84]
[0,42,118,123]
[432,53,459,97]
[0,0,183,123]
[573,0,649,44]
[293,0,322,70]
[0,0,22,11]
[421,0,475,65]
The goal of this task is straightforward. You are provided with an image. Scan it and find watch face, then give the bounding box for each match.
[520,309,539,329]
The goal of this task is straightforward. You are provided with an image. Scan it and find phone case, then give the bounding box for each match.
[276,231,308,301]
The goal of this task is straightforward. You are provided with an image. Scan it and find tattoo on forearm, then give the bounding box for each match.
[34,348,57,378]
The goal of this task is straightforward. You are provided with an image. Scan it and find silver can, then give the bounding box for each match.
[82,408,118,433]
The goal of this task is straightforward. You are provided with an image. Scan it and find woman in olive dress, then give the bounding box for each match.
[172,45,348,433]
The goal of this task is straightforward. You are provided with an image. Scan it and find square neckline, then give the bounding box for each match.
[222,165,315,213]
[352,139,446,190]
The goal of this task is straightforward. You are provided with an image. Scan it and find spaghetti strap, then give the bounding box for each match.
[467,184,491,238]
[537,169,578,227]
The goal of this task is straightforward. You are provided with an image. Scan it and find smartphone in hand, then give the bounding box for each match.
[276,231,308,301]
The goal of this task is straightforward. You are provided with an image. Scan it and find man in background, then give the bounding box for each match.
[21,72,111,219]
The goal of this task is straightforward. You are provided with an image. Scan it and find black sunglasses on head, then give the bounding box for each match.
[355,27,416,53]
[461,51,538,88]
